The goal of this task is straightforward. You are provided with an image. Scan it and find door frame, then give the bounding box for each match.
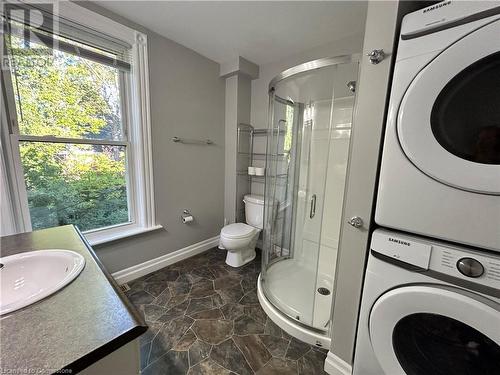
[325,1,429,373]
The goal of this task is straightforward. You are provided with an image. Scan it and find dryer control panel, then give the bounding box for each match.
[401,1,500,39]
[371,229,500,291]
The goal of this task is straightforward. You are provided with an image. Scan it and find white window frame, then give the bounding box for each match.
[1,2,159,245]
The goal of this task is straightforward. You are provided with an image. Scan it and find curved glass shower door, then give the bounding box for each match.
[261,57,359,330]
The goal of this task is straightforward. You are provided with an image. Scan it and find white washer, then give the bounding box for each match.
[375,1,500,251]
[353,229,500,375]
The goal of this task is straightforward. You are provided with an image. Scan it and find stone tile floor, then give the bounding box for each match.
[125,248,328,375]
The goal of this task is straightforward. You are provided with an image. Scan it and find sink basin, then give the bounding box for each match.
[0,249,85,315]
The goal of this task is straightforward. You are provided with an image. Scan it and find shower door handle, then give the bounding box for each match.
[309,194,317,219]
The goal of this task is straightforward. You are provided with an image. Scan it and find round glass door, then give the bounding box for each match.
[261,57,359,330]
[262,64,338,327]
[397,19,500,195]
[431,52,500,165]
[369,286,500,375]
[393,313,500,375]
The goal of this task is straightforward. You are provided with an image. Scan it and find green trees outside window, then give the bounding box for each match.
[9,36,129,231]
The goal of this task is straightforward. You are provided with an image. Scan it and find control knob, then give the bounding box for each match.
[456,257,484,278]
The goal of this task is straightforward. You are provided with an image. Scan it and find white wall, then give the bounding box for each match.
[80,2,225,273]
[313,95,355,328]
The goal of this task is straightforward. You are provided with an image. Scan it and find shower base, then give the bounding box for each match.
[257,273,332,348]
[264,259,317,322]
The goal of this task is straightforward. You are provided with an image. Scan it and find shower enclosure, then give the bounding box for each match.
[258,55,359,345]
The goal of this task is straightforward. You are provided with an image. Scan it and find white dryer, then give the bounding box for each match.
[375,1,500,251]
[353,229,500,375]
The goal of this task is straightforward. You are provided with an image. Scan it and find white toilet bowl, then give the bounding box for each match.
[219,223,259,267]
[219,194,264,267]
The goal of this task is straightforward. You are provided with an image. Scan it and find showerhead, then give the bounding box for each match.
[347,81,356,93]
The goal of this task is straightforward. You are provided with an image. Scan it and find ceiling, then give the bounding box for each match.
[96,1,367,65]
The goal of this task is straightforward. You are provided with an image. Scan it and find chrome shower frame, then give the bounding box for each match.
[261,53,361,337]
[268,54,361,91]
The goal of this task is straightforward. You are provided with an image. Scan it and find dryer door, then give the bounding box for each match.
[398,19,500,195]
[369,285,500,375]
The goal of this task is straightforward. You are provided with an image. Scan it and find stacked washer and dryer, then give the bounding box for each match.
[353,2,500,375]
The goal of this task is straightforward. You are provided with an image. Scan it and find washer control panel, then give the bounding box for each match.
[430,245,500,290]
[371,231,432,269]
[371,229,500,291]
[457,257,484,278]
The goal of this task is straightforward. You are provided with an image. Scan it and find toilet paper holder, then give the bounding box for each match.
[182,209,194,224]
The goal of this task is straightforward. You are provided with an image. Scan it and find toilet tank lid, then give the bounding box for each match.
[244,194,264,204]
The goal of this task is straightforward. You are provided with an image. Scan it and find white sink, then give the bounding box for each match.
[0,249,85,316]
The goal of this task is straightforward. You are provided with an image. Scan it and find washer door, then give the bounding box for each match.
[369,285,500,375]
[398,19,500,195]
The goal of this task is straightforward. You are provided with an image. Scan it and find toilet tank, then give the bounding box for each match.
[243,194,264,229]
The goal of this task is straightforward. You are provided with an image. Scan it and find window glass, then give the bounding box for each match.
[19,142,129,231]
[1,3,156,241]
[431,52,500,164]
[8,30,131,232]
[9,34,125,141]
[393,313,500,375]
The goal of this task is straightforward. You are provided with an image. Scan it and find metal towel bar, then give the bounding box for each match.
[172,136,213,145]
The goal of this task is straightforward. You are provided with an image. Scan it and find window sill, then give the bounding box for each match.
[85,224,163,246]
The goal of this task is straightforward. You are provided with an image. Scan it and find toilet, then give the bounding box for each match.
[219,194,264,267]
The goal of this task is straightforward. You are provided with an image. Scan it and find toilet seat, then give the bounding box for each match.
[220,223,256,239]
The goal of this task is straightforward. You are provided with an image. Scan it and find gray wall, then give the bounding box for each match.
[224,75,238,225]
[81,2,225,273]
[224,73,253,225]
[235,75,252,222]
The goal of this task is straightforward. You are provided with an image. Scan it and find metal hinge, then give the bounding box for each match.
[347,216,364,229]
[367,49,385,64]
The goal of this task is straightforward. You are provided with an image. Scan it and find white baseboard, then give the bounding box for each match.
[324,351,352,375]
[112,236,220,284]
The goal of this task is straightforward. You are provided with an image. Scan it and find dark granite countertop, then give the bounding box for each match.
[0,225,147,374]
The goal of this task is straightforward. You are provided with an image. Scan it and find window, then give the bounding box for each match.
[1,2,157,244]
